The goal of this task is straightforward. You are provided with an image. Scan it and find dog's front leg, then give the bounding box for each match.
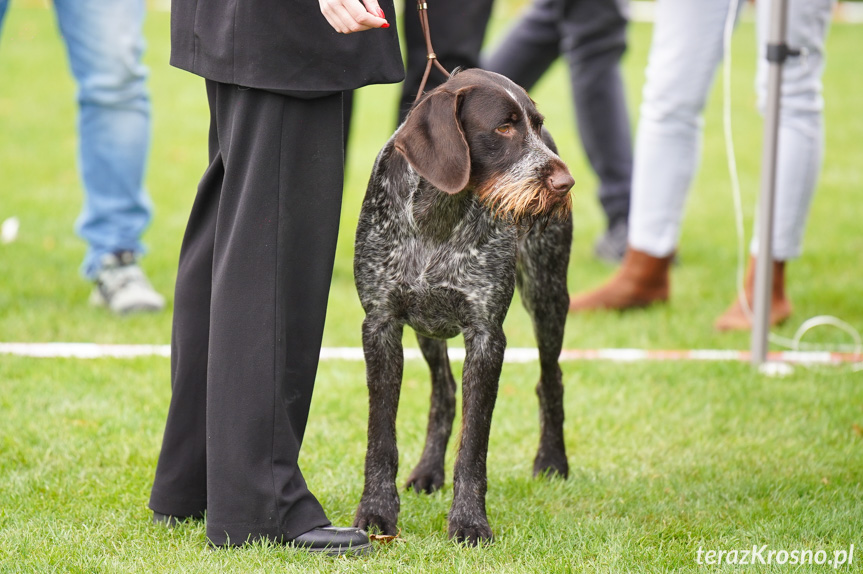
[517,221,571,479]
[354,316,404,536]
[448,327,505,545]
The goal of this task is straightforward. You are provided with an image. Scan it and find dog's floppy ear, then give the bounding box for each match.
[394,90,470,194]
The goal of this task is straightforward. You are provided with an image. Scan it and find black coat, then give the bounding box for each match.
[170,0,405,93]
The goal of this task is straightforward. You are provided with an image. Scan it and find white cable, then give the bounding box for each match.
[722,0,748,320]
[794,316,862,352]
[720,0,863,363]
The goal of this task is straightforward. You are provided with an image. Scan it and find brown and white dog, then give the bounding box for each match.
[352,68,574,545]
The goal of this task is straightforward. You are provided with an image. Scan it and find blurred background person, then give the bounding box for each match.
[568,0,833,331]
[0,0,163,314]
[483,0,634,263]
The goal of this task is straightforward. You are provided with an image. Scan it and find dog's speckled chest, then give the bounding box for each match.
[354,140,518,338]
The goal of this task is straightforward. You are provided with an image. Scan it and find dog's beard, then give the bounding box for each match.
[476,176,572,226]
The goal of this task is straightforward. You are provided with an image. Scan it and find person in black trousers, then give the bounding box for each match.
[483,0,634,263]
[148,0,404,554]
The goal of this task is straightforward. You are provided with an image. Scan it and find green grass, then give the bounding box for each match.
[1,4,862,572]
[2,358,861,572]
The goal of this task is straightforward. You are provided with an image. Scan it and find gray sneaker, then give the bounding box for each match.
[593,219,628,264]
[89,251,165,315]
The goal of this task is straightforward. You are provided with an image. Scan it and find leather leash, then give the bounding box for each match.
[414,1,451,105]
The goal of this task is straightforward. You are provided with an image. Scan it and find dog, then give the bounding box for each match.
[352,68,574,545]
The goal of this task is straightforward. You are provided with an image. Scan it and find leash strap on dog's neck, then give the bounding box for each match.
[414,1,450,105]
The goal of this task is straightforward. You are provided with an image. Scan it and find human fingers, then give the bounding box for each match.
[319,0,366,33]
[361,0,388,23]
[319,0,389,34]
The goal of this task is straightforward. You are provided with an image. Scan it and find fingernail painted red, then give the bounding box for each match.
[377,8,385,17]
[381,21,390,28]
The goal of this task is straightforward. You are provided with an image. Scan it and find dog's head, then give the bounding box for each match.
[394,68,574,222]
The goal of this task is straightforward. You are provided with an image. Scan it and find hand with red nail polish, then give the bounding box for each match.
[319,0,390,34]
[376,6,390,27]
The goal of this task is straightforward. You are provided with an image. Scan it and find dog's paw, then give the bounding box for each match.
[448,502,493,546]
[353,512,398,537]
[353,496,399,536]
[533,451,569,479]
[448,519,494,546]
[405,464,445,494]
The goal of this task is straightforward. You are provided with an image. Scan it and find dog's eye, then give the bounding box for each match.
[495,124,512,135]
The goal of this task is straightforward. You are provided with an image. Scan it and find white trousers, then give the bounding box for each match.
[629,0,833,260]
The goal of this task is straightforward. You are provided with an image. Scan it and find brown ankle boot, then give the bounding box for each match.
[569,247,673,312]
[714,257,792,331]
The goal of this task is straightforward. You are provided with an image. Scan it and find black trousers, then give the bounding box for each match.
[149,80,344,546]
[483,0,633,228]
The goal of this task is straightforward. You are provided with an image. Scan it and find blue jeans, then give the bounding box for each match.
[0,0,152,279]
[628,0,832,260]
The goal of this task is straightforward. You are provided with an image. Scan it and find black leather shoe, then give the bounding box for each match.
[152,511,203,527]
[288,526,373,556]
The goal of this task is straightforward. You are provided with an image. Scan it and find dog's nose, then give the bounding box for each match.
[548,170,574,196]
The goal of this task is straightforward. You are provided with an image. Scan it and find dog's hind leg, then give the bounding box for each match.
[448,327,506,545]
[406,333,457,494]
[516,218,572,479]
[354,317,404,536]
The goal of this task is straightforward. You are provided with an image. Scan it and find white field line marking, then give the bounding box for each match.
[1,343,861,364]
[0,342,171,359]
